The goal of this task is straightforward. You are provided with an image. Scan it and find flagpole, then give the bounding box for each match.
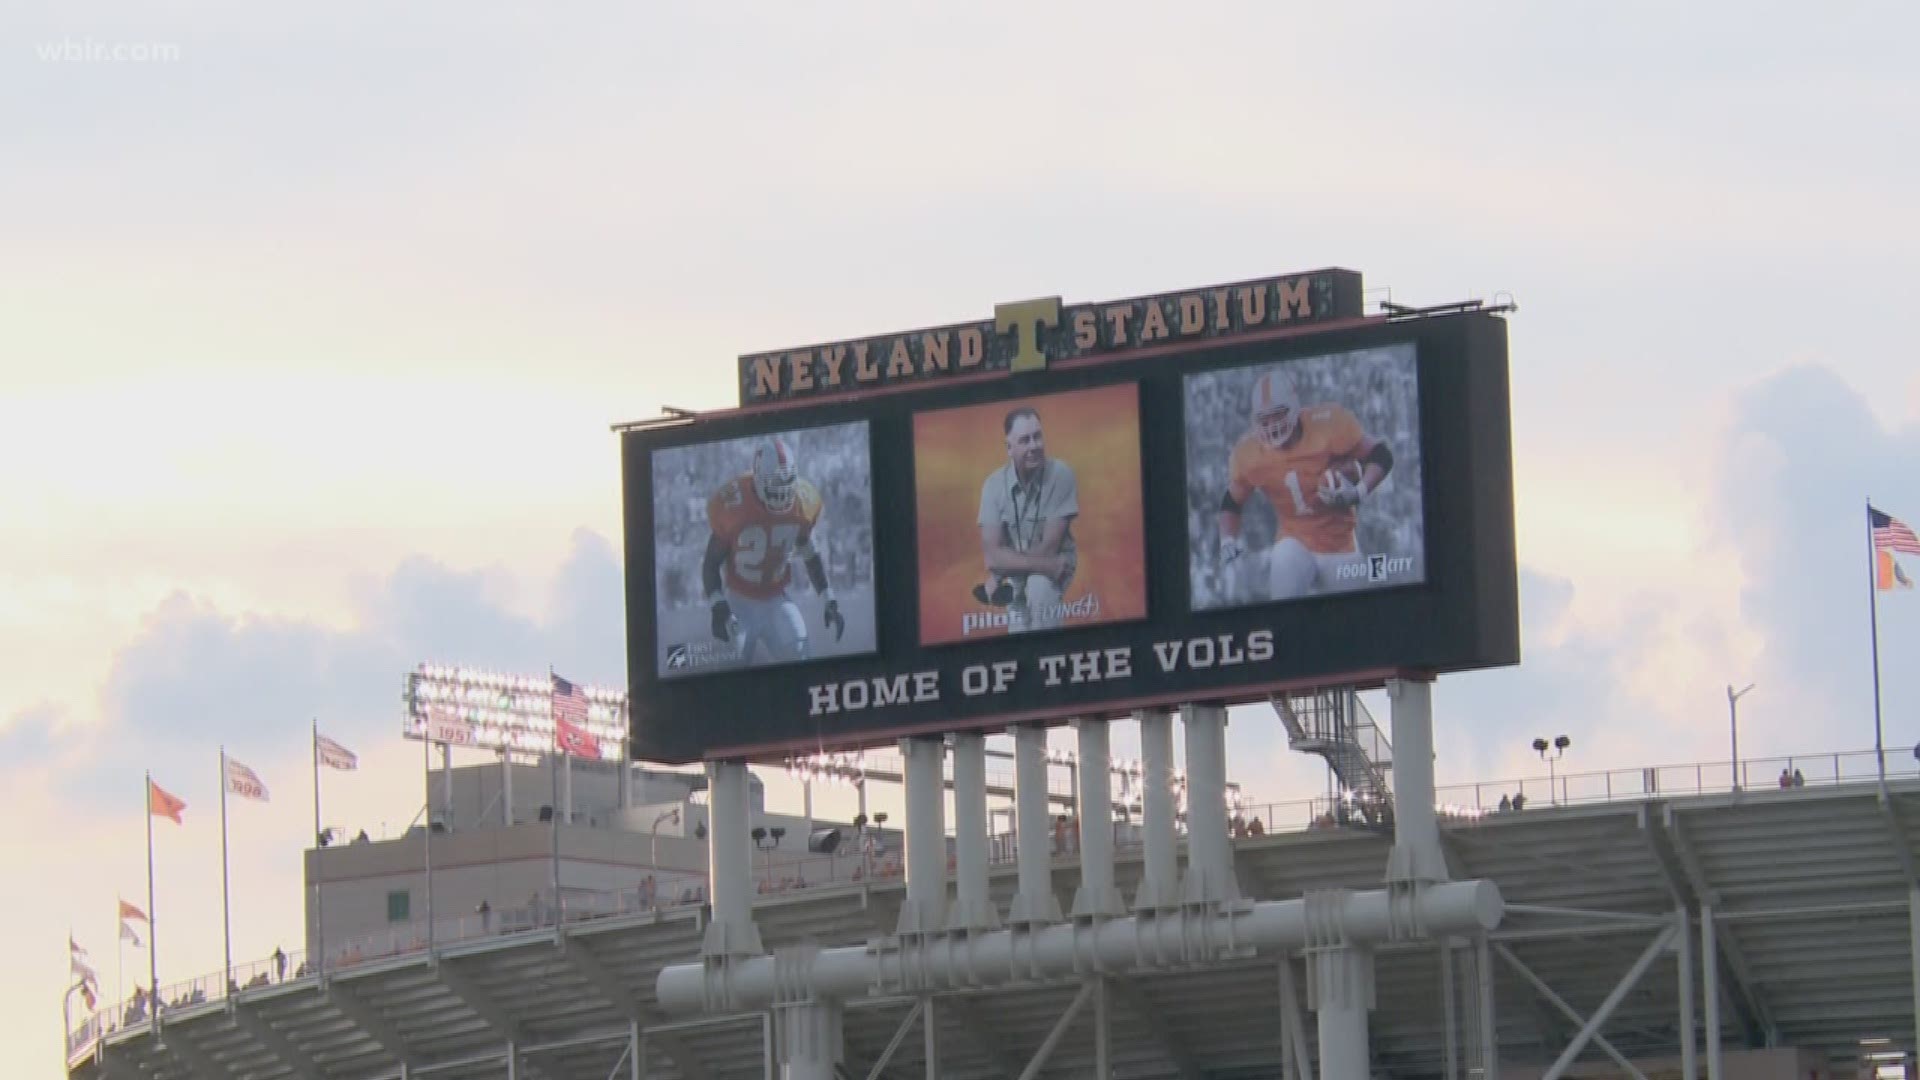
[144,771,157,1021]
[220,747,233,994]
[1870,500,1888,784]
[550,666,561,924]
[312,719,325,974]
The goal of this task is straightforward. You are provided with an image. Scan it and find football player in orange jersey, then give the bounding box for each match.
[700,436,845,664]
[1217,367,1395,599]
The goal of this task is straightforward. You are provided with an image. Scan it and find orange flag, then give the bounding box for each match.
[119,899,148,923]
[1879,548,1914,591]
[148,780,186,824]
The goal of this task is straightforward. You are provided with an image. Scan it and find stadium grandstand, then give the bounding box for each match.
[62,686,1920,1080]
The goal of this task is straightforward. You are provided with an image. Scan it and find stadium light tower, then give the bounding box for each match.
[1532,735,1571,805]
[1727,682,1756,790]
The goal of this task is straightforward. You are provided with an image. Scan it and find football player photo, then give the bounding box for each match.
[1184,344,1426,610]
[649,421,878,677]
[914,383,1146,645]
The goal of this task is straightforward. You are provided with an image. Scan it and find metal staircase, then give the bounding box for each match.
[1272,688,1395,825]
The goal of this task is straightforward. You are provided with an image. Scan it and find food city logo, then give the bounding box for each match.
[738,269,1360,406]
[806,628,1275,716]
[1343,553,1417,584]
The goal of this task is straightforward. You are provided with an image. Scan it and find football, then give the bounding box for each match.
[1320,459,1365,494]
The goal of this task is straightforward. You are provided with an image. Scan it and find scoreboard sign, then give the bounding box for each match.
[622,268,1518,763]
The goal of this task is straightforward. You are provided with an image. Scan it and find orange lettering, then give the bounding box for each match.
[1211,289,1231,330]
[1237,286,1267,325]
[886,339,914,378]
[958,327,984,368]
[787,350,814,392]
[1073,310,1098,350]
[750,355,782,398]
[820,345,847,387]
[1276,277,1311,321]
[922,331,950,372]
[1103,305,1132,343]
[1138,301,1168,342]
[854,342,877,382]
[1179,295,1205,334]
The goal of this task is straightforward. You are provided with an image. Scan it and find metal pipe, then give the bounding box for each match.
[1440,940,1459,1080]
[660,880,1503,1012]
[866,1000,924,1080]
[703,761,761,957]
[1180,704,1237,903]
[950,734,995,930]
[1477,934,1498,1080]
[1072,720,1122,917]
[1009,725,1060,924]
[1386,678,1446,884]
[1313,947,1373,1080]
[1911,887,1920,1080]
[1703,902,1721,1080]
[1135,709,1179,911]
[1494,944,1649,1080]
[923,994,938,1080]
[1279,958,1306,1080]
[1677,909,1696,1080]
[1016,982,1093,1080]
[1093,978,1110,1080]
[1540,925,1677,1080]
[900,737,948,934]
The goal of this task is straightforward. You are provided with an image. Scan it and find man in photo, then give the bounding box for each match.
[1217,367,1395,599]
[702,435,845,664]
[976,406,1078,633]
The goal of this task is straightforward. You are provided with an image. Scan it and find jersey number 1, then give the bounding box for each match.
[734,523,800,585]
[1281,471,1313,515]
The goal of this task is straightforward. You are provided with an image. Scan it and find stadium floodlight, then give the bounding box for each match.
[403,663,628,756]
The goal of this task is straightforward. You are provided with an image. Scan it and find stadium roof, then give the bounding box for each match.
[68,774,1920,1079]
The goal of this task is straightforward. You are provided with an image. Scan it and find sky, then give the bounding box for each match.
[6,2,1920,1075]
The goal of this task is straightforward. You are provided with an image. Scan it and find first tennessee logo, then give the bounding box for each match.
[668,641,738,670]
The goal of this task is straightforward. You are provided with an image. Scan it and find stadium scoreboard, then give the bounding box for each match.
[621,268,1517,763]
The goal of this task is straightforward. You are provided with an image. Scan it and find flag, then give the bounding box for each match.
[70,939,97,989]
[225,756,270,802]
[120,920,143,948]
[551,673,601,759]
[79,983,96,1010]
[69,935,89,963]
[1880,548,1915,591]
[148,780,186,824]
[119,899,147,923]
[1872,507,1920,555]
[316,733,358,771]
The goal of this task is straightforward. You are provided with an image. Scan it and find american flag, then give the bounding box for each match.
[551,673,601,759]
[1872,507,1920,555]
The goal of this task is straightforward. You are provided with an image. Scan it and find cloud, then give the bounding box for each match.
[41,530,625,817]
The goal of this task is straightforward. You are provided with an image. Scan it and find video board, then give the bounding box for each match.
[621,270,1517,763]
[913,383,1147,645]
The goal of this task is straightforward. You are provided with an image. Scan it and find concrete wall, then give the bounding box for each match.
[1499,1046,1833,1079]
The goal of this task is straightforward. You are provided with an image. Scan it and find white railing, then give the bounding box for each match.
[66,746,1920,1064]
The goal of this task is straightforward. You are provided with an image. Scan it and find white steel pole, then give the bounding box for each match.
[1677,908,1697,1080]
[899,737,948,934]
[1703,903,1722,1080]
[1072,720,1122,917]
[702,761,762,958]
[1009,724,1059,925]
[1313,947,1373,1080]
[950,733,996,930]
[1180,703,1237,903]
[1134,708,1179,911]
[1386,678,1447,883]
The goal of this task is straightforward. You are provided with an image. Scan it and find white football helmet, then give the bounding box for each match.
[1251,368,1301,448]
[751,437,799,513]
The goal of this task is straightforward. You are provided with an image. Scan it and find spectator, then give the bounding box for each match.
[1498,794,1512,812]
[476,900,492,932]
[272,946,286,981]
[1511,792,1527,811]
[1779,768,1793,789]
[1247,817,1265,837]
[1792,768,1805,787]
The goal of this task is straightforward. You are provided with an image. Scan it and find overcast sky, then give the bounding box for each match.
[6,2,1920,1075]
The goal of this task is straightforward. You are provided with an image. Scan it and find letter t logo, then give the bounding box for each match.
[995,297,1061,373]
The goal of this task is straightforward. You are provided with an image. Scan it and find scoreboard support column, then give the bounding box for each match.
[1386,676,1448,885]
[702,761,763,958]
[1180,704,1239,904]
[950,733,998,930]
[899,737,949,934]
[1071,719,1124,918]
[1133,708,1180,912]
[1009,724,1061,925]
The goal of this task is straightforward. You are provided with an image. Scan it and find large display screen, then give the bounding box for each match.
[648,420,877,678]
[1183,343,1425,610]
[913,383,1147,645]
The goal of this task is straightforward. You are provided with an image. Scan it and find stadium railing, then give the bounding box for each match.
[66,746,1920,1065]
